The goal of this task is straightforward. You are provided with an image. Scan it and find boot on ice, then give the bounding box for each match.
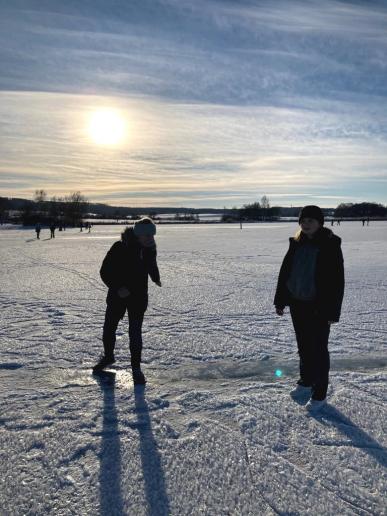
[92,355,115,373]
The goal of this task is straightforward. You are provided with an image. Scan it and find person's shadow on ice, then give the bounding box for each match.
[94,373,170,516]
[94,371,124,516]
[134,386,170,516]
[312,404,387,467]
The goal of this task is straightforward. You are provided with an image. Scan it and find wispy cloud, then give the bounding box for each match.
[1,89,386,206]
[2,1,387,104]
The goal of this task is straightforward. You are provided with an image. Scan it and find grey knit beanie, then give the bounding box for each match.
[133,217,157,236]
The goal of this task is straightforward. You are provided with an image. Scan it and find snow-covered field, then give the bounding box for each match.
[1,222,386,515]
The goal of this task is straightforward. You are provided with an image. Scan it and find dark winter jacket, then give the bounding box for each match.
[274,227,344,322]
[100,229,160,313]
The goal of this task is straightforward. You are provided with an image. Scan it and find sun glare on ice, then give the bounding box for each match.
[88,109,126,145]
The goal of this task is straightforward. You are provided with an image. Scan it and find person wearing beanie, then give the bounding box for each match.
[274,205,344,412]
[298,205,324,226]
[93,217,161,384]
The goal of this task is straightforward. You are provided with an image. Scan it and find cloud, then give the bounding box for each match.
[0,89,386,206]
[1,0,387,106]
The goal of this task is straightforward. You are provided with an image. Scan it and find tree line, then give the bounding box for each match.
[0,193,386,225]
[0,190,89,226]
[223,198,387,222]
[333,202,387,218]
[222,196,280,221]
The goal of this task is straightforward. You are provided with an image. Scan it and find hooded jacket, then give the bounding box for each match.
[274,227,344,322]
[100,228,160,312]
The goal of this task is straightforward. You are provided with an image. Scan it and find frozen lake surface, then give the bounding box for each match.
[0,222,386,515]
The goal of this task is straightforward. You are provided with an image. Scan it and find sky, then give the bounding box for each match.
[0,0,386,208]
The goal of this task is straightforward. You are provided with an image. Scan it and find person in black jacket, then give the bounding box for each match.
[274,205,344,411]
[49,221,56,239]
[93,218,161,384]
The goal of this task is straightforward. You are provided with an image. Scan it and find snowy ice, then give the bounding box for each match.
[0,222,386,515]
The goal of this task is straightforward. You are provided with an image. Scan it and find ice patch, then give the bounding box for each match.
[161,354,387,383]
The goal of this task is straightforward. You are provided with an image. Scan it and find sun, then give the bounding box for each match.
[88,108,126,145]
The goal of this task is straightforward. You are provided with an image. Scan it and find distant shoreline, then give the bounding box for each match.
[2,217,387,229]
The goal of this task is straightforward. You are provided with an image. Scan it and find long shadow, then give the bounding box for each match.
[94,371,124,516]
[134,386,170,516]
[312,404,387,467]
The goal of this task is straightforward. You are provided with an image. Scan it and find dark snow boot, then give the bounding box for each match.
[92,355,115,373]
[132,367,146,385]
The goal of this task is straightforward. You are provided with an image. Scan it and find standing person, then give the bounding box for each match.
[274,206,344,412]
[93,218,161,384]
[49,221,56,239]
[35,222,41,239]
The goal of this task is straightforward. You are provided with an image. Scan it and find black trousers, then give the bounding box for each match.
[103,302,144,369]
[290,300,330,400]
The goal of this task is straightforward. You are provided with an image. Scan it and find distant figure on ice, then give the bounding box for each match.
[49,222,56,239]
[274,205,344,412]
[93,218,161,385]
[35,222,41,239]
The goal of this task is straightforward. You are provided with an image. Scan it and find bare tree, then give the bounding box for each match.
[261,195,270,209]
[63,192,89,226]
[33,189,48,219]
[261,195,270,220]
[34,189,47,203]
